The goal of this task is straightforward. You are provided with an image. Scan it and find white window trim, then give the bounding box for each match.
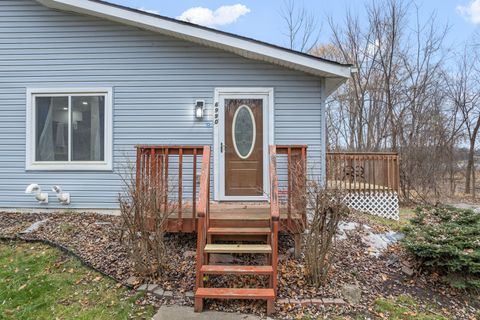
[213,87,274,202]
[26,87,113,171]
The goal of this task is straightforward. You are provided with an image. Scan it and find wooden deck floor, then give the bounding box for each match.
[165,202,304,233]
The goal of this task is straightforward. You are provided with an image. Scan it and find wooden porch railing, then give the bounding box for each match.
[195,146,211,291]
[326,152,400,193]
[275,145,308,231]
[135,145,209,231]
[268,146,280,296]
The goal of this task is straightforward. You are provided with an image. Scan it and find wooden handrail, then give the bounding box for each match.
[135,145,207,154]
[195,146,210,291]
[326,152,400,193]
[268,145,279,296]
[269,146,280,222]
[197,146,211,218]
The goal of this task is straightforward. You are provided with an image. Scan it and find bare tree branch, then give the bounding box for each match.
[280,0,320,53]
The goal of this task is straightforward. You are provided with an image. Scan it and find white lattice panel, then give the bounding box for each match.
[344,192,399,220]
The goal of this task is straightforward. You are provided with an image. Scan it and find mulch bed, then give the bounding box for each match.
[0,211,477,319]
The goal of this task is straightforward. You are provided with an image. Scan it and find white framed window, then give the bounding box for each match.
[26,88,113,171]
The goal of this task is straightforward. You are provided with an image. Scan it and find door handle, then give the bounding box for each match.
[221,143,227,153]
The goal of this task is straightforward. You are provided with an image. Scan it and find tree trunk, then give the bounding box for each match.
[472,157,476,198]
[466,140,475,194]
[466,117,480,195]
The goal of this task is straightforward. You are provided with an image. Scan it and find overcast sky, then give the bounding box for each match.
[108,0,479,51]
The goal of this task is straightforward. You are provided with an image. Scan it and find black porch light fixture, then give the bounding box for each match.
[195,100,204,120]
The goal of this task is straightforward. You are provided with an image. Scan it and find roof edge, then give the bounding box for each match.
[36,0,352,86]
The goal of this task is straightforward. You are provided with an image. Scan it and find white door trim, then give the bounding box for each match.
[213,87,274,201]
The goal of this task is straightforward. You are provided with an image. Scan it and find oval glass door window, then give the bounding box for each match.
[232,105,256,159]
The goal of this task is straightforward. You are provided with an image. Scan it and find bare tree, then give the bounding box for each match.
[280,0,320,53]
[316,0,458,202]
[280,0,478,203]
[446,46,480,196]
[395,7,456,200]
[368,0,408,151]
[325,0,408,151]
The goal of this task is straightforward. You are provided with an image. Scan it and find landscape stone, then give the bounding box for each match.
[185,291,195,299]
[402,265,414,276]
[137,284,148,291]
[341,284,362,304]
[153,288,164,297]
[310,298,323,306]
[163,291,174,298]
[277,298,290,304]
[94,221,112,226]
[322,298,347,305]
[126,276,139,286]
[301,299,312,306]
[147,284,159,293]
[137,284,158,292]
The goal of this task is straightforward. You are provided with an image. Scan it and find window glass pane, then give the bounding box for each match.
[35,96,69,161]
[233,105,255,159]
[71,96,105,161]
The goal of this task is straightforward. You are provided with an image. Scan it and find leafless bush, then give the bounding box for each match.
[118,155,178,278]
[304,185,350,287]
[286,159,350,287]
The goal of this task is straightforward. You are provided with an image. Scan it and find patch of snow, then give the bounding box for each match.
[361,231,404,257]
[449,203,480,213]
[337,222,359,240]
[336,221,404,256]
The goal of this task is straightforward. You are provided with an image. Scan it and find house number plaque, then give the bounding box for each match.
[214,102,219,125]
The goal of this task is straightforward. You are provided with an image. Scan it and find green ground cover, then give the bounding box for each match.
[0,241,155,320]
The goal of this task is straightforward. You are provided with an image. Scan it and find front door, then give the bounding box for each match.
[224,99,263,196]
[215,89,272,201]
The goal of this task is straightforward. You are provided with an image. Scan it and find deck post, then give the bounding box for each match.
[266,299,274,315]
[194,297,203,313]
[192,148,197,231]
[194,146,211,312]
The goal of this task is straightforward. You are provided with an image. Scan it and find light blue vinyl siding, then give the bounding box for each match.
[0,0,325,209]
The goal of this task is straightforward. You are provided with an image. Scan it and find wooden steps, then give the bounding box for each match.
[204,244,272,254]
[207,227,271,235]
[200,265,273,275]
[195,288,275,300]
[195,150,280,316]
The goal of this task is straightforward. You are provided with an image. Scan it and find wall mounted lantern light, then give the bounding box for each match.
[195,100,204,120]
